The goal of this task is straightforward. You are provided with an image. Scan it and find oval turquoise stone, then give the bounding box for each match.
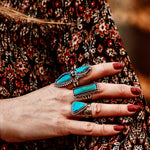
[57,74,72,83]
[74,84,97,95]
[75,66,88,73]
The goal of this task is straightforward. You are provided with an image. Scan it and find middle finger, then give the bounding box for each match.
[72,83,141,101]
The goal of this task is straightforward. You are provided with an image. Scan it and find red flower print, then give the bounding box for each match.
[15,80,21,88]
[119,48,126,56]
[48,8,53,16]
[34,63,47,81]
[106,48,117,57]
[15,58,29,77]
[12,89,24,97]
[97,44,103,53]
[95,20,109,38]
[13,76,24,89]
[0,86,10,97]
[83,7,93,23]
[1,78,7,85]
[78,53,84,63]
[24,83,30,92]
[109,28,120,40]
[4,65,16,81]
[27,45,35,59]
[70,32,82,50]
[57,45,70,65]
[0,58,5,72]
[108,39,113,47]
[93,146,98,150]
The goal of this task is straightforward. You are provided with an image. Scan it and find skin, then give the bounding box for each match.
[0,62,141,142]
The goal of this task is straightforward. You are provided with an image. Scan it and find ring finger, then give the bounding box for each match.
[70,101,140,118]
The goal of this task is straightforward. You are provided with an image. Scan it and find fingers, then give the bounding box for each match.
[91,83,141,99]
[66,62,124,89]
[67,120,124,136]
[72,83,142,102]
[69,101,140,118]
[90,103,140,118]
[78,62,124,86]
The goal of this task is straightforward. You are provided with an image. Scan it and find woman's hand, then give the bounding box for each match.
[0,62,141,142]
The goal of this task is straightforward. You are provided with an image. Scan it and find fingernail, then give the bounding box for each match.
[113,62,124,70]
[127,105,140,112]
[131,87,141,95]
[114,125,124,131]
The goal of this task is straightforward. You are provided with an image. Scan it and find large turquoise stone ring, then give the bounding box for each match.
[55,65,91,87]
[71,101,92,117]
[74,83,98,100]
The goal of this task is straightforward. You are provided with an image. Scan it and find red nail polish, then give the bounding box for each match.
[131,87,141,95]
[113,62,124,70]
[127,105,140,112]
[114,125,124,131]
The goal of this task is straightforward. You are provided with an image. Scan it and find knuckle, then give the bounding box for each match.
[101,63,106,74]
[60,92,67,101]
[92,103,102,116]
[120,84,127,95]
[56,118,66,127]
[83,123,95,134]
[60,90,71,102]
[97,83,104,93]
[99,124,105,136]
[100,63,111,75]
[118,105,122,115]
[118,105,126,115]
[60,104,70,116]
[56,118,70,135]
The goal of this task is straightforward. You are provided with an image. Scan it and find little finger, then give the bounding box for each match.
[67,120,124,136]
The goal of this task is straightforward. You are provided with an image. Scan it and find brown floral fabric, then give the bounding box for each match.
[0,0,150,149]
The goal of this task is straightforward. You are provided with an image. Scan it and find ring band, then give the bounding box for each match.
[73,83,98,101]
[81,104,92,117]
[55,65,92,87]
[71,101,92,118]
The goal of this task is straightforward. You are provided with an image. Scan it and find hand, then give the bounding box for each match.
[0,62,141,142]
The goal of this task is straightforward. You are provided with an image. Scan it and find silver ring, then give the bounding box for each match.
[72,78,79,87]
[73,83,98,101]
[55,65,92,87]
[71,101,92,118]
[81,104,92,118]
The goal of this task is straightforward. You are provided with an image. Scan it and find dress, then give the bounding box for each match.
[0,0,149,149]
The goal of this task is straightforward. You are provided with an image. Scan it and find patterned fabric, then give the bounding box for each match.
[0,0,150,149]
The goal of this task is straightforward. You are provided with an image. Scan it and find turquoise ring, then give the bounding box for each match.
[71,101,92,118]
[74,83,98,101]
[55,65,92,87]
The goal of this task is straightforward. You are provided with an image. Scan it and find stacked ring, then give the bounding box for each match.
[55,64,94,118]
[55,65,92,87]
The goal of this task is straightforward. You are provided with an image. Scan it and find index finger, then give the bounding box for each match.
[67,62,124,89]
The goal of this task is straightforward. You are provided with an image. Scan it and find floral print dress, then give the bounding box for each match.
[0,0,149,149]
